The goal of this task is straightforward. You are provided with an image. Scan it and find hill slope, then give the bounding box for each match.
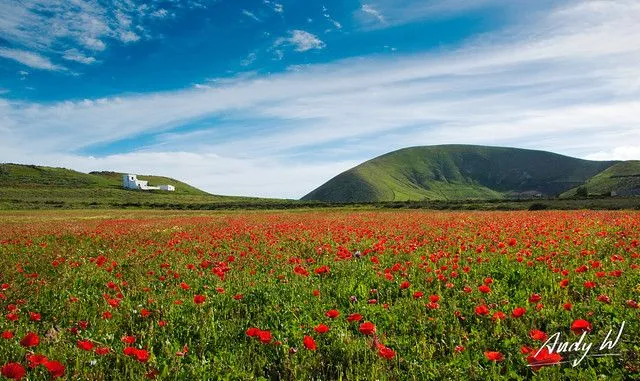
[0,164,270,209]
[302,145,618,202]
[561,161,640,197]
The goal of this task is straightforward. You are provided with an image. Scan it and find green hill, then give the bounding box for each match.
[0,164,272,209]
[561,161,640,198]
[301,145,619,202]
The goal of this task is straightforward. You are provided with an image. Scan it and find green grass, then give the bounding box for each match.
[302,145,618,202]
[0,163,284,209]
[561,161,640,198]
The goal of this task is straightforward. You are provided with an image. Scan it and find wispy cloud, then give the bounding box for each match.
[356,0,509,29]
[0,0,171,69]
[0,47,64,71]
[275,30,326,52]
[62,49,97,65]
[322,5,343,30]
[242,9,261,22]
[263,0,283,14]
[360,4,385,23]
[240,52,257,67]
[1,0,639,197]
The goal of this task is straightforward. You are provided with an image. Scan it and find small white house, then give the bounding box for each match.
[122,174,175,191]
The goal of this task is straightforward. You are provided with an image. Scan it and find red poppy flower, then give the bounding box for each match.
[123,347,137,356]
[44,360,65,379]
[475,305,490,316]
[1,330,13,339]
[529,329,548,341]
[29,312,41,321]
[512,307,526,318]
[491,311,506,321]
[135,349,150,362]
[570,319,592,335]
[140,309,151,317]
[359,321,376,335]
[429,295,440,303]
[193,294,206,304]
[314,265,330,275]
[478,285,491,294]
[6,313,18,321]
[584,281,596,289]
[527,348,562,371]
[246,327,260,337]
[312,289,320,297]
[121,335,136,344]
[347,313,362,322]
[1,362,26,380]
[95,347,110,355]
[412,291,424,299]
[325,309,340,319]
[484,351,504,362]
[27,354,48,368]
[377,345,395,359]
[258,330,272,344]
[102,311,112,320]
[400,281,410,289]
[563,303,573,311]
[20,332,39,347]
[314,324,329,334]
[180,282,190,290]
[520,345,533,354]
[303,335,316,350]
[528,293,542,303]
[454,345,465,353]
[77,340,95,351]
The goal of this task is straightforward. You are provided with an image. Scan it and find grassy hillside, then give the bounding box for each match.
[0,164,276,209]
[302,145,617,202]
[561,161,640,197]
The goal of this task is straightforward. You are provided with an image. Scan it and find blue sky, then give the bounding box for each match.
[1,0,639,198]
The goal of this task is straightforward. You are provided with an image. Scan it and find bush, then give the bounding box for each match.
[528,202,548,211]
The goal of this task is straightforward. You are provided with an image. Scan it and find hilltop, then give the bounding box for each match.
[0,164,273,209]
[302,145,623,202]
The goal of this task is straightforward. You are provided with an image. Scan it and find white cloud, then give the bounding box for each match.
[242,9,261,22]
[584,146,640,161]
[62,49,97,65]
[275,30,326,52]
[0,47,64,71]
[0,0,170,69]
[322,6,343,30]
[240,52,257,67]
[1,0,640,197]
[356,0,510,29]
[150,9,169,19]
[361,4,385,23]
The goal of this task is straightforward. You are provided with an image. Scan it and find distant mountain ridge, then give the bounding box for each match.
[302,145,639,202]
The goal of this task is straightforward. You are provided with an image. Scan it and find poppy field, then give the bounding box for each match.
[1,209,639,380]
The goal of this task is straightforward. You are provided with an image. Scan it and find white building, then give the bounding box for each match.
[122,174,175,191]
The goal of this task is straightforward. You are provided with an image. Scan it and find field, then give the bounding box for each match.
[1,209,639,380]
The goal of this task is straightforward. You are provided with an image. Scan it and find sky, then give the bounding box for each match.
[0,0,639,199]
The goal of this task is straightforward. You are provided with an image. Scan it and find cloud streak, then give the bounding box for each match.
[0,47,65,71]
